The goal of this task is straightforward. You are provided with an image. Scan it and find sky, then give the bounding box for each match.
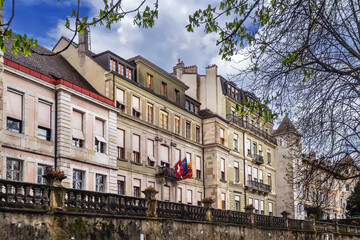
[4,0,249,82]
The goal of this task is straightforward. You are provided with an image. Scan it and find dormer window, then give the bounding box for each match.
[147,74,153,89]
[185,101,190,111]
[161,82,167,97]
[174,89,180,104]
[126,67,133,80]
[118,63,124,75]
[110,59,116,71]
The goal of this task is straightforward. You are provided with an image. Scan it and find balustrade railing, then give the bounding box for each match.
[0,179,359,235]
[247,180,271,192]
[253,154,264,164]
[226,114,277,145]
[155,166,177,179]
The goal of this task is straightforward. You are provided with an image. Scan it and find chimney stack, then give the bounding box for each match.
[78,27,90,55]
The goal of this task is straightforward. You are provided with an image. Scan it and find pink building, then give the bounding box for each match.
[0,39,119,192]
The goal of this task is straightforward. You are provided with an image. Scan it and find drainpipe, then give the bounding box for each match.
[202,120,205,198]
[54,90,58,169]
[112,74,115,102]
[243,131,246,206]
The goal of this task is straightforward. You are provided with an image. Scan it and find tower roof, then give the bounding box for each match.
[274,116,299,135]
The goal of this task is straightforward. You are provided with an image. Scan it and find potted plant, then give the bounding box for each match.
[201,197,214,208]
[244,204,255,213]
[281,210,291,218]
[43,168,67,186]
[142,186,159,200]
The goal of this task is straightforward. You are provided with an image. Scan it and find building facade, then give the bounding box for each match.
[1,32,278,215]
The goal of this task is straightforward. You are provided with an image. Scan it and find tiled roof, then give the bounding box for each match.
[4,37,99,94]
[274,116,298,135]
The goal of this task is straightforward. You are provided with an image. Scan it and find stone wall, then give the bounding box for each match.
[0,210,359,240]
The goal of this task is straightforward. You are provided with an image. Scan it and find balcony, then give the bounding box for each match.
[246,180,271,193]
[226,114,277,145]
[155,166,177,180]
[253,154,264,165]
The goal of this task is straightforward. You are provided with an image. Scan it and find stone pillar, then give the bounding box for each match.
[202,200,214,222]
[309,215,316,232]
[281,211,290,228]
[49,186,66,210]
[245,207,255,226]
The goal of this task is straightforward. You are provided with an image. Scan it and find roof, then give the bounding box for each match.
[274,116,299,135]
[128,55,188,89]
[5,36,99,94]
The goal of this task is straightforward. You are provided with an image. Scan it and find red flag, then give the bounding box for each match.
[182,162,193,180]
[174,159,183,179]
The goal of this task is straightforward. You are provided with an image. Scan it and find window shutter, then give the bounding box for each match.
[164,186,170,201]
[249,198,253,205]
[177,188,182,202]
[261,200,264,211]
[253,168,258,179]
[160,145,169,162]
[235,195,240,201]
[247,165,252,175]
[95,119,106,142]
[175,149,181,161]
[254,199,259,210]
[118,175,125,181]
[220,128,224,138]
[221,193,225,201]
[221,158,225,172]
[247,139,251,150]
[133,178,140,187]
[117,129,124,147]
[7,90,22,120]
[187,190,192,203]
[132,96,140,110]
[196,156,201,170]
[186,153,191,162]
[116,88,124,103]
[38,101,51,128]
[269,202,273,212]
[132,134,140,152]
[72,110,84,140]
[234,161,239,168]
[259,170,263,181]
[147,139,154,157]
[197,192,202,202]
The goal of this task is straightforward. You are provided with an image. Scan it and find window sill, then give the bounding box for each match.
[220,179,227,183]
[195,177,202,181]
[145,165,155,169]
[117,158,128,162]
[130,161,143,166]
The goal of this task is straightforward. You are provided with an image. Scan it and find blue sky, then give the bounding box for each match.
[3,0,250,79]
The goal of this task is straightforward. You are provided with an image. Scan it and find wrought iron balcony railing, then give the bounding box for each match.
[155,166,177,179]
[253,154,264,165]
[247,180,271,193]
[226,114,277,145]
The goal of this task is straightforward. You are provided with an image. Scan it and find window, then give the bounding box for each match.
[196,126,200,143]
[6,159,22,181]
[186,152,191,163]
[175,116,180,135]
[94,119,106,153]
[37,165,51,184]
[38,101,51,141]
[117,176,125,195]
[221,193,226,209]
[265,127,269,137]
[247,139,251,156]
[96,174,105,192]
[187,189,192,204]
[253,141,257,156]
[161,82,167,97]
[259,170,263,183]
[160,145,169,167]
[164,185,170,201]
[268,173,272,189]
[234,161,239,183]
[174,89,180,104]
[185,121,191,139]
[72,110,84,147]
[185,100,190,111]
[220,128,224,145]
[116,88,125,110]
[118,62,124,75]
[133,179,141,197]
[247,165,252,180]
[196,156,201,179]
[132,134,140,163]
[132,96,140,118]
[269,202,273,215]
[73,170,84,189]
[197,191,202,206]
[221,158,225,181]
[147,74,153,89]
[249,197,253,205]
[235,195,240,211]
[190,103,194,112]
[195,105,199,114]
[117,129,125,159]
[254,199,259,214]
[253,167,258,181]
[110,58,116,71]
[260,200,264,214]
[175,148,181,162]
[160,110,168,129]
[147,139,155,167]
[233,133,238,151]
[147,103,153,123]
[178,187,182,203]
[6,90,23,133]
[126,67,132,80]
[267,150,271,165]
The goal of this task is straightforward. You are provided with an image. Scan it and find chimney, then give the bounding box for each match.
[173,58,185,79]
[78,27,90,55]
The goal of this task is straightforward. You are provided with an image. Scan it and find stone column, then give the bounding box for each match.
[245,206,255,226]
[142,188,159,217]
[281,211,290,228]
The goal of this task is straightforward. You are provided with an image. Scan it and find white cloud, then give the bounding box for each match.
[47,0,250,80]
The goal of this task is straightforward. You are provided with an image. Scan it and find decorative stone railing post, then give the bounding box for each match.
[245,205,255,226]
[309,214,316,231]
[201,197,214,222]
[281,211,290,228]
[142,186,158,217]
[43,169,67,210]
[335,218,339,233]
